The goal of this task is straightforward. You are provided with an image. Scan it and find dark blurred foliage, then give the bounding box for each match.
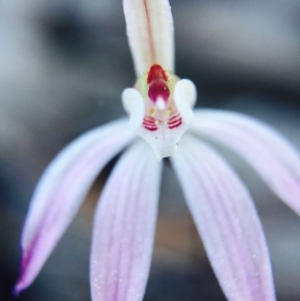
[1,0,300,300]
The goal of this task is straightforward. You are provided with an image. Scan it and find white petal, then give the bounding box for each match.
[172,135,276,301]
[174,79,197,110]
[90,141,162,301]
[192,109,300,216]
[121,88,145,131]
[15,119,135,294]
[123,0,174,76]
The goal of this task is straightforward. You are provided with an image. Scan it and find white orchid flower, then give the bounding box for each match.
[15,1,300,301]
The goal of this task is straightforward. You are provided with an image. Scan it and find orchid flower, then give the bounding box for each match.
[15,0,300,300]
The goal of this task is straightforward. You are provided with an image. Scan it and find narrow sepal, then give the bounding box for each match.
[123,0,174,76]
[90,141,162,301]
[192,109,300,216]
[15,119,134,294]
[172,135,276,301]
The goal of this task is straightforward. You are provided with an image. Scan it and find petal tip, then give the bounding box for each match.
[14,262,35,296]
[13,278,27,297]
[14,249,35,296]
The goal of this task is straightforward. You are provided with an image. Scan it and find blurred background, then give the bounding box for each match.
[1,0,300,300]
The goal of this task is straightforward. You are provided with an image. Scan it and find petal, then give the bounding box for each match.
[15,118,135,294]
[191,109,300,216]
[90,141,162,301]
[172,135,276,301]
[121,88,145,131]
[123,0,174,76]
[174,79,197,110]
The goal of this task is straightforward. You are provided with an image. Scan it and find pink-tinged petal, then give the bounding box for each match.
[123,0,174,76]
[90,141,162,301]
[172,135,276,301]
[191,109,300,216]
[15,118,135,294]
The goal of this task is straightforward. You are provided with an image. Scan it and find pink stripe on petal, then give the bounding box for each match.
[192,109,300,216]
[15,119,135,294]
[123,0,174,76]
[90,141,162,301]
[172,135,276,301]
